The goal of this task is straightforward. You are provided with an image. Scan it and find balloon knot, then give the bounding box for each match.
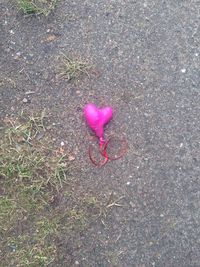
[99,137,105,147]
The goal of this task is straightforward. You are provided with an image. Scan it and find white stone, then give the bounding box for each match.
[22,98,28,103]
[68,155,75,161]
[181,68,186,73]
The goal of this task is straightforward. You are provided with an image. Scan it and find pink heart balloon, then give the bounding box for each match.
[84,103,113,139]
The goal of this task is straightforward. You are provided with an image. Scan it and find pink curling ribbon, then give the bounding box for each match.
[84,103,127,167]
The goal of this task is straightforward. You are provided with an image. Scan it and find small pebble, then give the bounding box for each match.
[22,98,28,103]
[68,155,75,161]
[126,181,131,186]
[14,52,21,60]
[60,141,65,146]
[181,68,186,73]
[8,245,16,252]
[75,261,79,265]
[10,29,14,34]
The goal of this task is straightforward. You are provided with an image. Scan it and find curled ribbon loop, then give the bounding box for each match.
[88,135,128,167]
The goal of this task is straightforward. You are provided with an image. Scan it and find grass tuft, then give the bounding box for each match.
[0,111,69,265]
[0,112,124,266]
[18,0,57,16]
[59,53,92,81]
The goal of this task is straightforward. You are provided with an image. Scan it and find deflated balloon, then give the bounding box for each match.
[84,103,113,139]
